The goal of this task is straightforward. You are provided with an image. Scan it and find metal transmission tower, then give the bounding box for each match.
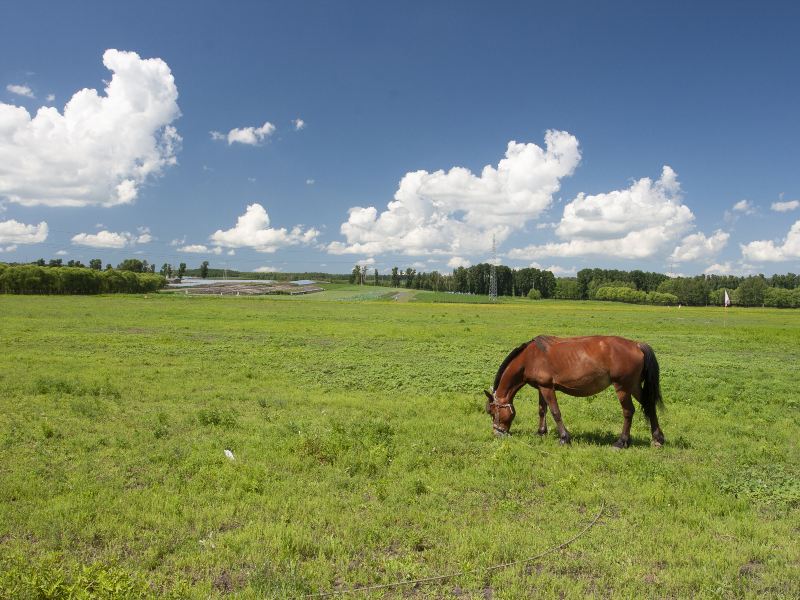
[489,235,498,302]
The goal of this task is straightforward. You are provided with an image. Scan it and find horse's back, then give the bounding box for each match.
[529,335,644,394]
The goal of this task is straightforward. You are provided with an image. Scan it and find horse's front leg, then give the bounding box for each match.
[613,384,634,449]
[537,390,548,436]
[540,387,570,444]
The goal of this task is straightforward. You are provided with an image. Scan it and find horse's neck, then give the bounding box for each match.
[497,353,526,401]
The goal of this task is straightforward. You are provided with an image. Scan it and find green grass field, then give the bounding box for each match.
[1,286,798,598]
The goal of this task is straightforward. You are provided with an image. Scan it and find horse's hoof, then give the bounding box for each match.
[537,428,548,436]
[651,439,664,448]
[612,439,630,450]
[559,436,571,445]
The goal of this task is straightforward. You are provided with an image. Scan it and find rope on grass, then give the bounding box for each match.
[304,500,604,598]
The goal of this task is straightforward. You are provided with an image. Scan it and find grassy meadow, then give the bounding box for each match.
[1,286,798,598]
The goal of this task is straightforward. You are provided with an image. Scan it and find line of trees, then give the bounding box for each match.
[0,264,166,294]
[575,269,800,307]
[350,264,800,308]
[351,263,558,297]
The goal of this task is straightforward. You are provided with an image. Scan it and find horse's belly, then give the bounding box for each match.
[553,372,611,397]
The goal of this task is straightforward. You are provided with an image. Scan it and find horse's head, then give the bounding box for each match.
[484,389,515,436]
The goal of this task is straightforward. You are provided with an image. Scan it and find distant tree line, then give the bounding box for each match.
[350,263,559,297]
[0,263,166,294]
[348,264,800,308]
[574,268,800,307]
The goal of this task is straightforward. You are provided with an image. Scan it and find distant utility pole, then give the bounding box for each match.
[489,234,498,302]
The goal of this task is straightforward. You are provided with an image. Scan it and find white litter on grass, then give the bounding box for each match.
[224,449,235,461]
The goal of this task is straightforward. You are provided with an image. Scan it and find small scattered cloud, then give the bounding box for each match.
[0,218,48,244]
[740,220,800,261]
[356,257,376,267]
[293,118,305,131]
[178,244,222,255]
[732,199,756,214]
[248,177,256,183]
[211,122,275,146]
[254,265,281,273]
[6,84,34,98]
[0,245,18,252]
[56,249,68,256]
[70,228,152,249]
[136,226,153,244]
[771,200,799,212]
[210,203,319,253]
[306,178,315,185]
[72,230,138,248]
[46,93,55,102]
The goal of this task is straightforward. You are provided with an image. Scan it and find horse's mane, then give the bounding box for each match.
[493,340,531,390]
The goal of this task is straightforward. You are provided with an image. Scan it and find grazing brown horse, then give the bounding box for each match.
[484,335,665,448]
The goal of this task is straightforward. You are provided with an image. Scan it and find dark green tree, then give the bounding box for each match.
[178,263,187,279]
[89,259,102,270]
[405,268,415,288]
[200,261,210,278]
[350,264,361,284]
[117,259,145,272]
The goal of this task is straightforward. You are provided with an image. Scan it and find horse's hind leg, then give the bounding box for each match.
[540,387,570,444]
[537,390,548,436]
[613,383,635,449]
[631,386,665,447]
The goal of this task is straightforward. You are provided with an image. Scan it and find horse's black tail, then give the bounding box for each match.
[638,342,664,422]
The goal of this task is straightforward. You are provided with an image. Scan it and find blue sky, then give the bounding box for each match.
[1,1,799,275]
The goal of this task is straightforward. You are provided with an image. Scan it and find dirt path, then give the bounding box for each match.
[392,291,416,302]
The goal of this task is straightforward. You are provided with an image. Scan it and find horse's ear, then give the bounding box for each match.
[484,389,494,400]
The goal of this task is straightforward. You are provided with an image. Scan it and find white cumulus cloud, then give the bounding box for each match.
[254,265,281,273]
[732,199,755,214]
[6,84,34,98]
[528,261,576,276]
[210,203,319,253]
[740,220,800,261]
[0,218,48,244]
[1,244,18,252]
[293,118,305,131]
[447,256,471,268]
[771,200,799,212]
[508,166,694,260]
[0,49,180,207]
[211,122,275,146]
[328,130,581,256]
[670,229,729,263]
